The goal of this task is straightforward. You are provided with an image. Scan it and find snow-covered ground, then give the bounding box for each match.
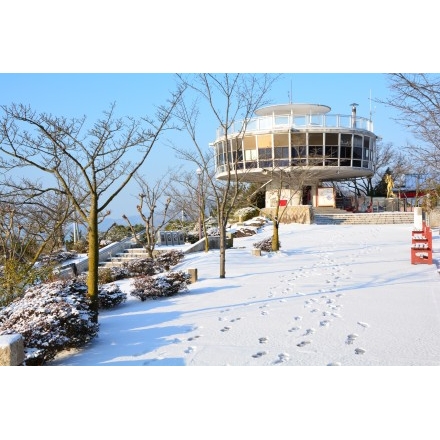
[8,220,440,439]
[48,221,440,367]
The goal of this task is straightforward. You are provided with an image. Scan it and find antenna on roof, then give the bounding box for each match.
[368,89,376,120]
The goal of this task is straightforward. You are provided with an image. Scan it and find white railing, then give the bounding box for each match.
[217,113,373,139]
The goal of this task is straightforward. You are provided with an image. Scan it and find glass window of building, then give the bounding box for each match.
[274,133,289,167]
[228,138,244,169]
[340,134,352,166]
[291,133,307,165]
[257,134,273,168]
[243,135,257,168]
[353,135,362,167]
[308,133,323,166]
[362,136,370,168]
[324,133,339,166]
[216,140,225,166]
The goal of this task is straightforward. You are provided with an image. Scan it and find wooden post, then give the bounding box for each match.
[187,268,198,283]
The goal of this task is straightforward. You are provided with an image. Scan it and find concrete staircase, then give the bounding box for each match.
[99,246,153,269]
[313,208,414,225]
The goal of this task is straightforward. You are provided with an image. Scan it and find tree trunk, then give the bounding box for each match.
[219,216,226,278]
[87,203,100,323]
[202,210,209,252]
[272,220,280,251]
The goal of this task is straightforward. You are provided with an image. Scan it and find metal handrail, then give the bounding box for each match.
[216,113,373,139]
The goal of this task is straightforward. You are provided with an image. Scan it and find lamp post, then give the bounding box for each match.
[196,168,202,240]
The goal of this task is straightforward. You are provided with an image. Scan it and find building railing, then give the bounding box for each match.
[216,113,373,139]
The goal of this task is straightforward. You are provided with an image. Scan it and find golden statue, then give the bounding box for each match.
[385,174,394,198]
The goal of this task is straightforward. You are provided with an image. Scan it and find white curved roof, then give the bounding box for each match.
[255,103,331,116]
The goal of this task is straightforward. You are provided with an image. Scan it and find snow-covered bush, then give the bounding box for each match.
[155,250,184,268]
[253,237,280,252]
[37,251,79,265]
[123,250,184,276]
[0,280,99,365]
[98,284,127,309]
[130,271,191,301]
[123,258,159,276]
[232,228,257,238]
[98,266,130,283]
[98,267,115,284]
[206,227,220,236]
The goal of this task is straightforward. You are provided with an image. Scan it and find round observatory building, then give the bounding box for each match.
[212,103,378,220]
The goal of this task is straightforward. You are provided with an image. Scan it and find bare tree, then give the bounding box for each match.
[381,73,440,181]
[122,172,173,258]
[0,92,183,321]
[0,185,73,306]
[168,166,216,252]
[173,73,279,278]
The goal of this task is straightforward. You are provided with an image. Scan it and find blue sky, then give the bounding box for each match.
[0,5,435,220]
[0,73,416,219]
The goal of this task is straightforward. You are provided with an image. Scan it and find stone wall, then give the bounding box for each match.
[261,205,314,224]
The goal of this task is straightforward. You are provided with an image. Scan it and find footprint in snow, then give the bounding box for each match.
[220,326,230,332]
[187,335,201,341]
[355,347,366,355]
[297,340,312,347]
[252,351,267,358]
[357,321,370,328]
[345,333,358,345]
[274,353,290,364]
[259,337,268,344]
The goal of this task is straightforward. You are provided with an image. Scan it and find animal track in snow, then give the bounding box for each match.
[220,326,230,332]
[357,321,370,328]
[355,347,366,355]
[259,337,269,344]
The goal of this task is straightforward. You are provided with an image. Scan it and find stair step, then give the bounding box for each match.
[313,211,414,225]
